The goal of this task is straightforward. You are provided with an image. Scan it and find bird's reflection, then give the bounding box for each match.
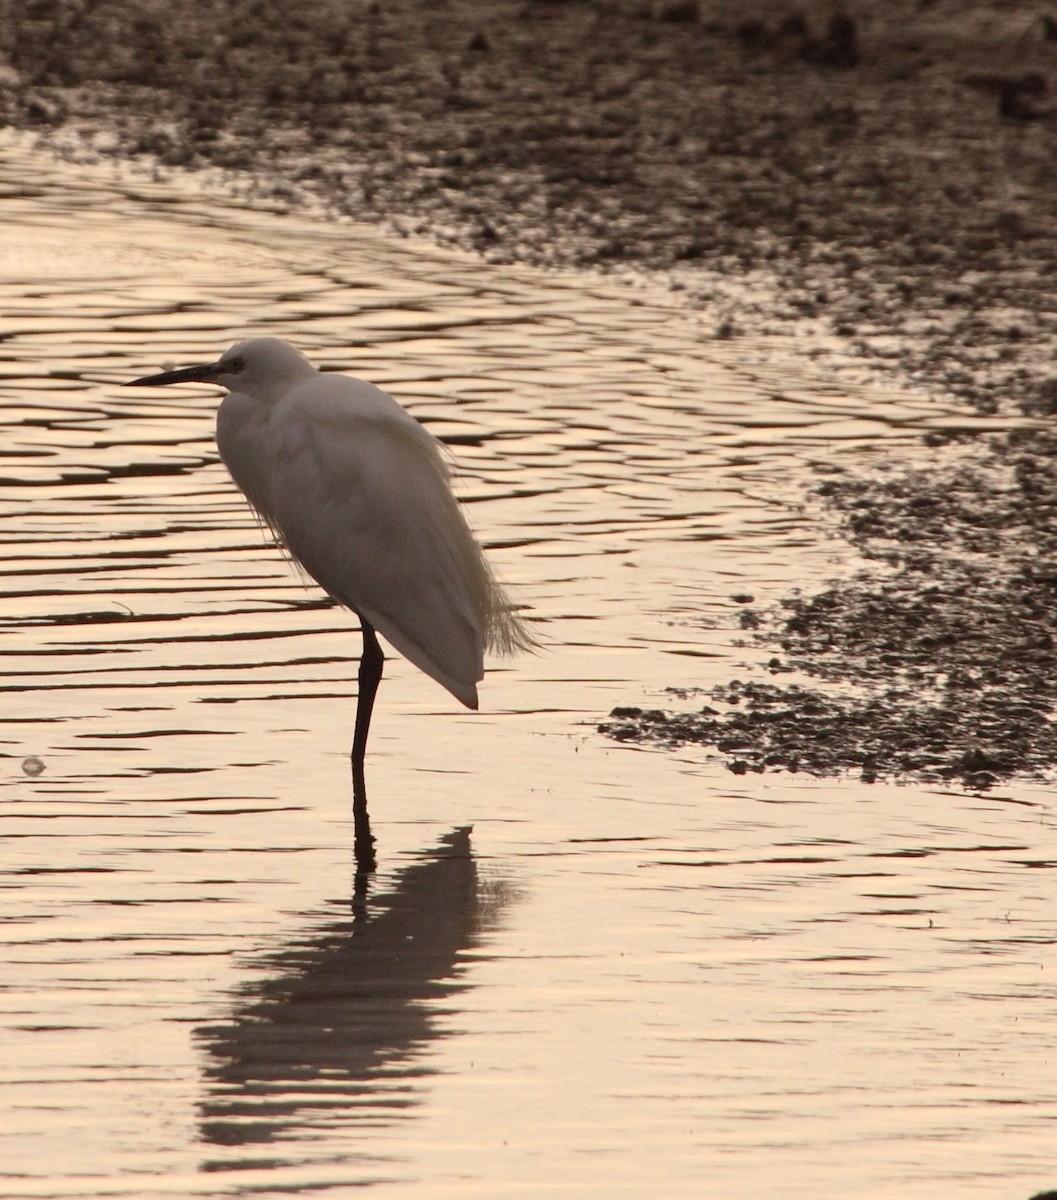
[195,828,509,1168]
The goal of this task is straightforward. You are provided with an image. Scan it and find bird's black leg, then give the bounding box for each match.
[352,619,384,872]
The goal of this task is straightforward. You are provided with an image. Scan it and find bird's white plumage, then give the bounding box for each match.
[125,335,535,864]
[211,337,531,708]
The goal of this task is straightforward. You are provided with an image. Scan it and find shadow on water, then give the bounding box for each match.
[194,827,503,1170]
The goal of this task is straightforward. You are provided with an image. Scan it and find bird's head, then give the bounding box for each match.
[123,337,317,396]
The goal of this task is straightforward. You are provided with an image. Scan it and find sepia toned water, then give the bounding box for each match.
[1,135,1055,1199]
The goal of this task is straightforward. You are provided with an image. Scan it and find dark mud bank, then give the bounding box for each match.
[605,430,1057,789]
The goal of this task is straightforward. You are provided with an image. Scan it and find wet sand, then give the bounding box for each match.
[4,0,1057,784]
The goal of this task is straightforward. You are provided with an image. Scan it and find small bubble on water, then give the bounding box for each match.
[21,756,45,777]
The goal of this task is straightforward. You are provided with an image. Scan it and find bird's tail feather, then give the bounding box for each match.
[482,567,541,658]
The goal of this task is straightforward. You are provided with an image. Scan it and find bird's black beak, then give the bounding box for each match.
[123,361,225,387]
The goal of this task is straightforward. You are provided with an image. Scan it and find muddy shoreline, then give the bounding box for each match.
[5,0,1057,787]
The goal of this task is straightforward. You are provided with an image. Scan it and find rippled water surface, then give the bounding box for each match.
[1,137,1055,1199]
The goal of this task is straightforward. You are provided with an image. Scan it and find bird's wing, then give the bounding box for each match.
[219,376,487,707]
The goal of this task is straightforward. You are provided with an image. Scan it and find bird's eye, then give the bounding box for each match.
[226,356,246,374]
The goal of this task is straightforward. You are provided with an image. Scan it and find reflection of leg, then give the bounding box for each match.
[352,620,383,872]
[350,855,373,919]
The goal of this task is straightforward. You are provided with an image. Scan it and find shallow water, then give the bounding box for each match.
[1,136,1055,1199]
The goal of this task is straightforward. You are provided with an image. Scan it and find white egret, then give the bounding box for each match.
[125,337,535,869]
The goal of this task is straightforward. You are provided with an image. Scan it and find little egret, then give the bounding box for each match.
[125,337,535,870]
